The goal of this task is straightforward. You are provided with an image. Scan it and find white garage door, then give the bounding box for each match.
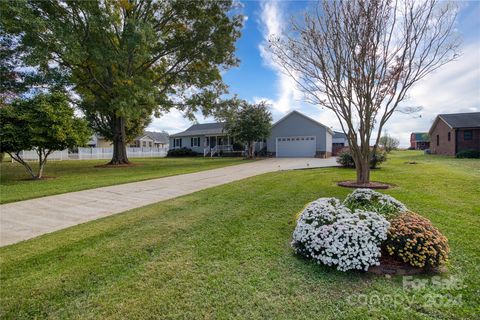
[276,136,316,157]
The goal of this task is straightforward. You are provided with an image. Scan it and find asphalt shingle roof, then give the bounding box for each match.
[412,132,429,142]
[171,122,226,137]
[145,131,169,143]
[333,131,347,139]
[439,112,480,129]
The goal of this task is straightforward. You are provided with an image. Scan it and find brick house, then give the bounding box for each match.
[428,112,480,156]
[410,132,430,150]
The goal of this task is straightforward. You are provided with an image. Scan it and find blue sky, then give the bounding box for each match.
[149,0,480,147]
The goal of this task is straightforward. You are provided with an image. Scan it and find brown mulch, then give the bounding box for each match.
[337,180,391,189]
[368,253,446,276]
[94,163,141,168]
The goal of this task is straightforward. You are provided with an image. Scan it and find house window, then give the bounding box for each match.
[464,130,473,140]
[149,141,152,147]
[448,132,451,141]
[191,137,200,147]
[142,141,146,147]
[436,135,439,146]
[174,138,182,148]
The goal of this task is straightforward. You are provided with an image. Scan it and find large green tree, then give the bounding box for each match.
[223,100,272,159]
[0,92,91,179]
[1,0,242,164]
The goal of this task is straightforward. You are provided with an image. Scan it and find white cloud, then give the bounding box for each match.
[384,41,480,146]
[147,110,213,134]
[258,1,302,114]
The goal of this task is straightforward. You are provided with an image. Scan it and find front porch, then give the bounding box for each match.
[204,135,234,157]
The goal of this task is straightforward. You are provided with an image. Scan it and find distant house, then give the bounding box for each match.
[428,112,480,156]
[410,132,430,150]
[87,135,112,148]
[132,131,169,148]
[88,131,169,149]
[332,131,349,155]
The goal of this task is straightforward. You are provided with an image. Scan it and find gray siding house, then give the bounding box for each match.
[266,110,333,158]
[332,131,349,155]
[169,122,234,156]
[169,110,334,158]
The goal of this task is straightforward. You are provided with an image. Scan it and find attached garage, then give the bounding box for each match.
[266,110,333,158]
[276,136,316,157]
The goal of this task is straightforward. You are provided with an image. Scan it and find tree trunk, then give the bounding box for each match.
[9,152,36,179]
[36,148,50,179]
[355,156,370,185]
[109,116,130,165]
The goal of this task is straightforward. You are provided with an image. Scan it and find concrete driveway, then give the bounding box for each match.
[0,157,337,246]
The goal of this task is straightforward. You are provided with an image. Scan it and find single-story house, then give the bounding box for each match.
[170,110,333,158]
[88,131,169,149]
[87,135,112,148]
[428,112,480,156]
[332,131,349,155]
[410,132,430,150]
[132,131,169,148]
[169,122,235,156]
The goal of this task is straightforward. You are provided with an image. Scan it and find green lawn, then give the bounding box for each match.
[0,157,247,204]
[1,151,479,319]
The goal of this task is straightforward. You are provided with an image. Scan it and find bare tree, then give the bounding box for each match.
[269,0,460,184]
[379,134,400,153]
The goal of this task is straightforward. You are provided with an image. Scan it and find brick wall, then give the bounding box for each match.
[457,128,480,152]
[430,119,456,156]
[410,133,416,149]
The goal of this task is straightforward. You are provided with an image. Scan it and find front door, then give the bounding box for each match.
[209,136,216,148]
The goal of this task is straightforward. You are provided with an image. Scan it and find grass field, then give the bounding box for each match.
[0,151,479,319]
[0,157,247,204]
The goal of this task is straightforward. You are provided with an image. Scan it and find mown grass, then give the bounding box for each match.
[0,157,247,204]
[0,151,478,319]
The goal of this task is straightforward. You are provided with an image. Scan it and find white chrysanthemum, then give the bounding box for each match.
[292,198,390,272]
[343,188,407,219]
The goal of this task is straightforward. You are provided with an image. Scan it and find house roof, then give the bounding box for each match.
[333,131,347,139]
[134,131,169,143]
[272,110,334,135]
[429,112,480,135]
[412,132,429,142]
[170,122,226,137]
[145,131,169,143]
[438,112,480,128]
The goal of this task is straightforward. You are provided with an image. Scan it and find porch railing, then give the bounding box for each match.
[205,145,233,157]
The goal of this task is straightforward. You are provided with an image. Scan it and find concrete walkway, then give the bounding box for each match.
[0,157,337,246]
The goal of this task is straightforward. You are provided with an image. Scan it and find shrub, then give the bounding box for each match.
[292,198,390,272]
[336,148,387,169]
[385,211,449,269]
[456,149,480,159]
[336,150,355,168]
[167,147,199,157]
[343,188,407,220]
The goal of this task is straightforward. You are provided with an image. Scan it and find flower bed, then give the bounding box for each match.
[292,189,449,273]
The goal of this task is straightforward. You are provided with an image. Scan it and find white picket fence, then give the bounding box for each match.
[76,147,168,160]
[17,150,70,161]
[16,147,168,161]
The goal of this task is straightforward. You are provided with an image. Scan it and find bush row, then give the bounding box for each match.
[456,149,480,158]
[167,147,199,157]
